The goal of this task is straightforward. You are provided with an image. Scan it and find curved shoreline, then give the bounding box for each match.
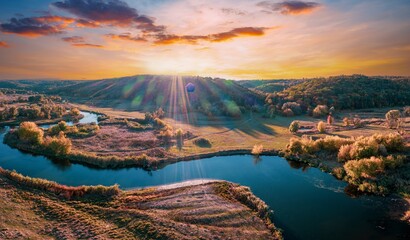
[3,134,282,170]
[0,167,282,239]
[3,124,409,225]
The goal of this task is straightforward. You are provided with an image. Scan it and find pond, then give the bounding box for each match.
[0,112,408,240]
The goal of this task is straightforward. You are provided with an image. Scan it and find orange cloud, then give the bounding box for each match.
[210,27,267,42]
[62,36,84,43]
[35,15,76,26]
[62,35,102,48]
[154,27,274,45]
[0,15,77,37]
[72,43,103,48]
[105,33,147,42]
[0,41,9,48]
[0,14,105,37]
[75,19,100,28]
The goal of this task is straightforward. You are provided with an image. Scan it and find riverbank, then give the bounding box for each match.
[0,167,282,239]
[4,129,281,170]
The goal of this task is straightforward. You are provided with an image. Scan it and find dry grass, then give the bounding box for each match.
[0,168,120,200]
[0,169,281,240]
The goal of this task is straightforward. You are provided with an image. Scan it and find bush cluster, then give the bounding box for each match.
[0,104,67,121]
[193,137,212,148]
[44,131,72,156]
[337,133,404,162]
[49,121,99,138]
[17,121,73,155]
[343,155,405,194]
[287,133,407,195]
[17,121,44,145]
[287,135,355,155]
[288,133,404,158]
[289,121,299,133]
[313,105,329,118]
[282,102,302,116]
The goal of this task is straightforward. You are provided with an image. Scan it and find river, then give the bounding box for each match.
[0,112,408,240]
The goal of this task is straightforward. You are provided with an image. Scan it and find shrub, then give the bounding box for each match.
[385,110,401,129]
[193,138,212,148]
[76,123,99,133]
[348,140,378,160]
[287,138,303,154]
[252,144,263,155]
[317,136,354,152]
[352,117,362,127]
[288,135,355,155]
[369,133,404,152]
[344,156,384,181]
[175,128,183,140]
[337,144,352,162]
[344,155,405,185]
[317,121,326,133]
[70,107,80,116]
[159,128,173,142]
[282,108,294,117]
[17,122,44,145]
[282,102,302,115]
[357,181,386,194]
[48,121,68,136]
[289,121,299,133]
[175,128,183,137]
[300,136,320,154]
[58,121,68,131]
[44,131,72,156]
[342,117,350,126]
[153,118,166,128]
[383,155,403,169]
[337,133,404,162]
[313,105,328,118]
[333,167,346,179]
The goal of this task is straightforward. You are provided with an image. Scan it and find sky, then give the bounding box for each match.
[0,0,409,80]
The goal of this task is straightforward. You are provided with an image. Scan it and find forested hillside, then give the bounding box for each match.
[264,75,410,116]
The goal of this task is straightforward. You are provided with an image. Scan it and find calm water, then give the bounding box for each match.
[40,111,99,129]
[0,112,408,240]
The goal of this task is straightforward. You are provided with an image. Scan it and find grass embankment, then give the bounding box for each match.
[5,110,294,169]
[4,121,154,169]
[0,168,119,200]
[284,133,409,196]
[0,167,281,239]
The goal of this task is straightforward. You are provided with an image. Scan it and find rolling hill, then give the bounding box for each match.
[237,79,303,93]
[0,75,264,117]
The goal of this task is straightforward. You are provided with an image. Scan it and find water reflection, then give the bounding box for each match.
[252,155,262,165]
[286,159,310,172]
